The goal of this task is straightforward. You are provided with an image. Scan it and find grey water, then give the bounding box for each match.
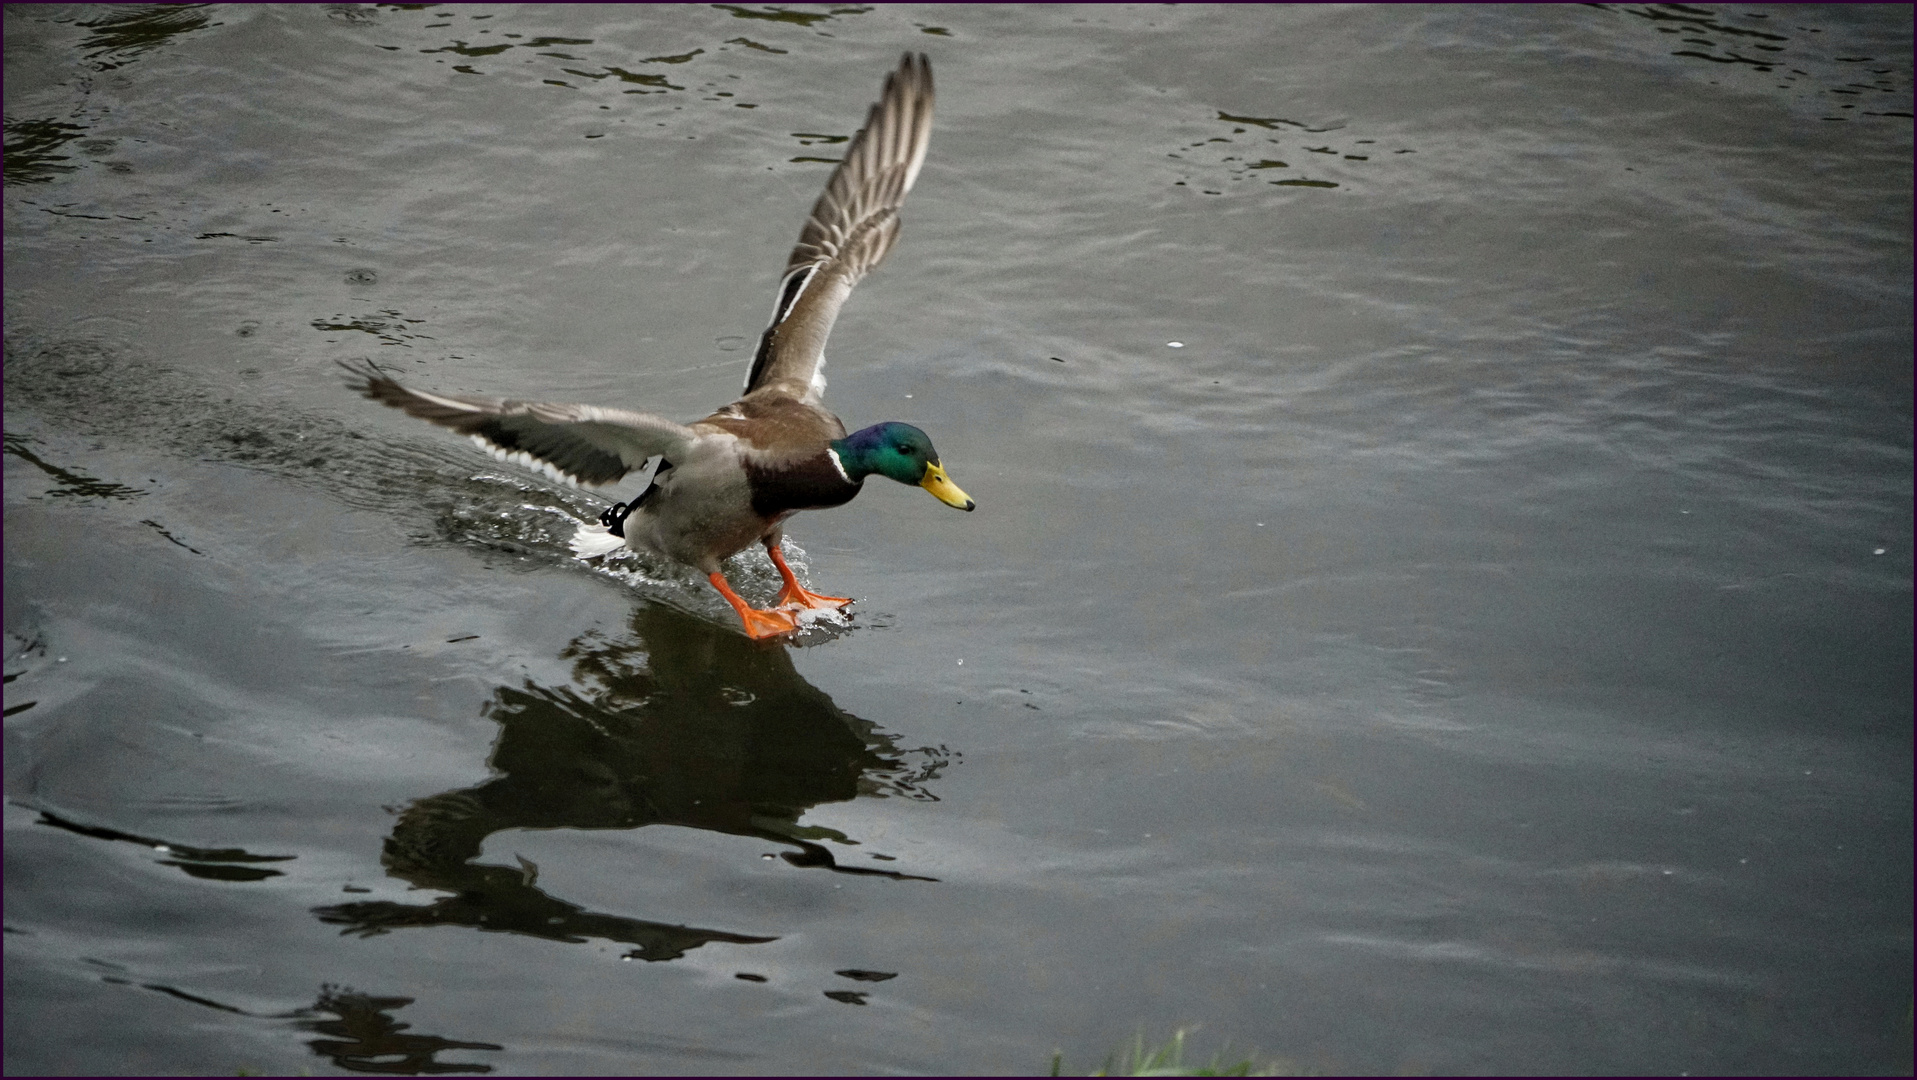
[4,3,1910,1075]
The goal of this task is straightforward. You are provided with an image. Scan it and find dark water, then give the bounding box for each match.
[5,3,1911,1075]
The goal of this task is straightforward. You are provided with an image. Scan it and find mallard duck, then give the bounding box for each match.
[345,53,971,639]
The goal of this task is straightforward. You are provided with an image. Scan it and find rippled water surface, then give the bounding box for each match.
[6,3,1911,1075]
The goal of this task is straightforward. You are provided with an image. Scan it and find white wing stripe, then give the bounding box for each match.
[474,436,587,488]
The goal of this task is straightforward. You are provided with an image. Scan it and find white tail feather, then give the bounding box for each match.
[569,521,628,559]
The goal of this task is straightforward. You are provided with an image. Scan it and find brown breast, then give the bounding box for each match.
[697,395,859,521]
[744,450,863,520]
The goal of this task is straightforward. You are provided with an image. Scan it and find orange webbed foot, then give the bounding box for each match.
[736,605,803,640]
[776,581,853,612]
[765,543,852,612]
[708,572,802,640]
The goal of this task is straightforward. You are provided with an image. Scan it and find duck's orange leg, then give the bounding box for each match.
[765,542,852,611]
[707,572,801,639]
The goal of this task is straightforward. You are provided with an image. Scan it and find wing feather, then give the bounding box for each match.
[342,360,698,487]
[744,52,933,402]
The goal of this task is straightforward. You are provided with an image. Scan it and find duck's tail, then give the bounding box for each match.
[568,520,628,559]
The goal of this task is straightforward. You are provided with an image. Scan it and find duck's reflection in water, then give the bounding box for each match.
[303,985,503,1075]
[315,604,949,961]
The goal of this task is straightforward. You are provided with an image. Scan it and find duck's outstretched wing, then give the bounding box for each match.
[343,360,699,487]
[744,52,933,404]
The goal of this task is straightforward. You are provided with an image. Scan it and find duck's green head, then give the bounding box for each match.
[833,422,975,511]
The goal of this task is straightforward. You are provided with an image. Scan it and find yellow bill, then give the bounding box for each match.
[920,461,976,511]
